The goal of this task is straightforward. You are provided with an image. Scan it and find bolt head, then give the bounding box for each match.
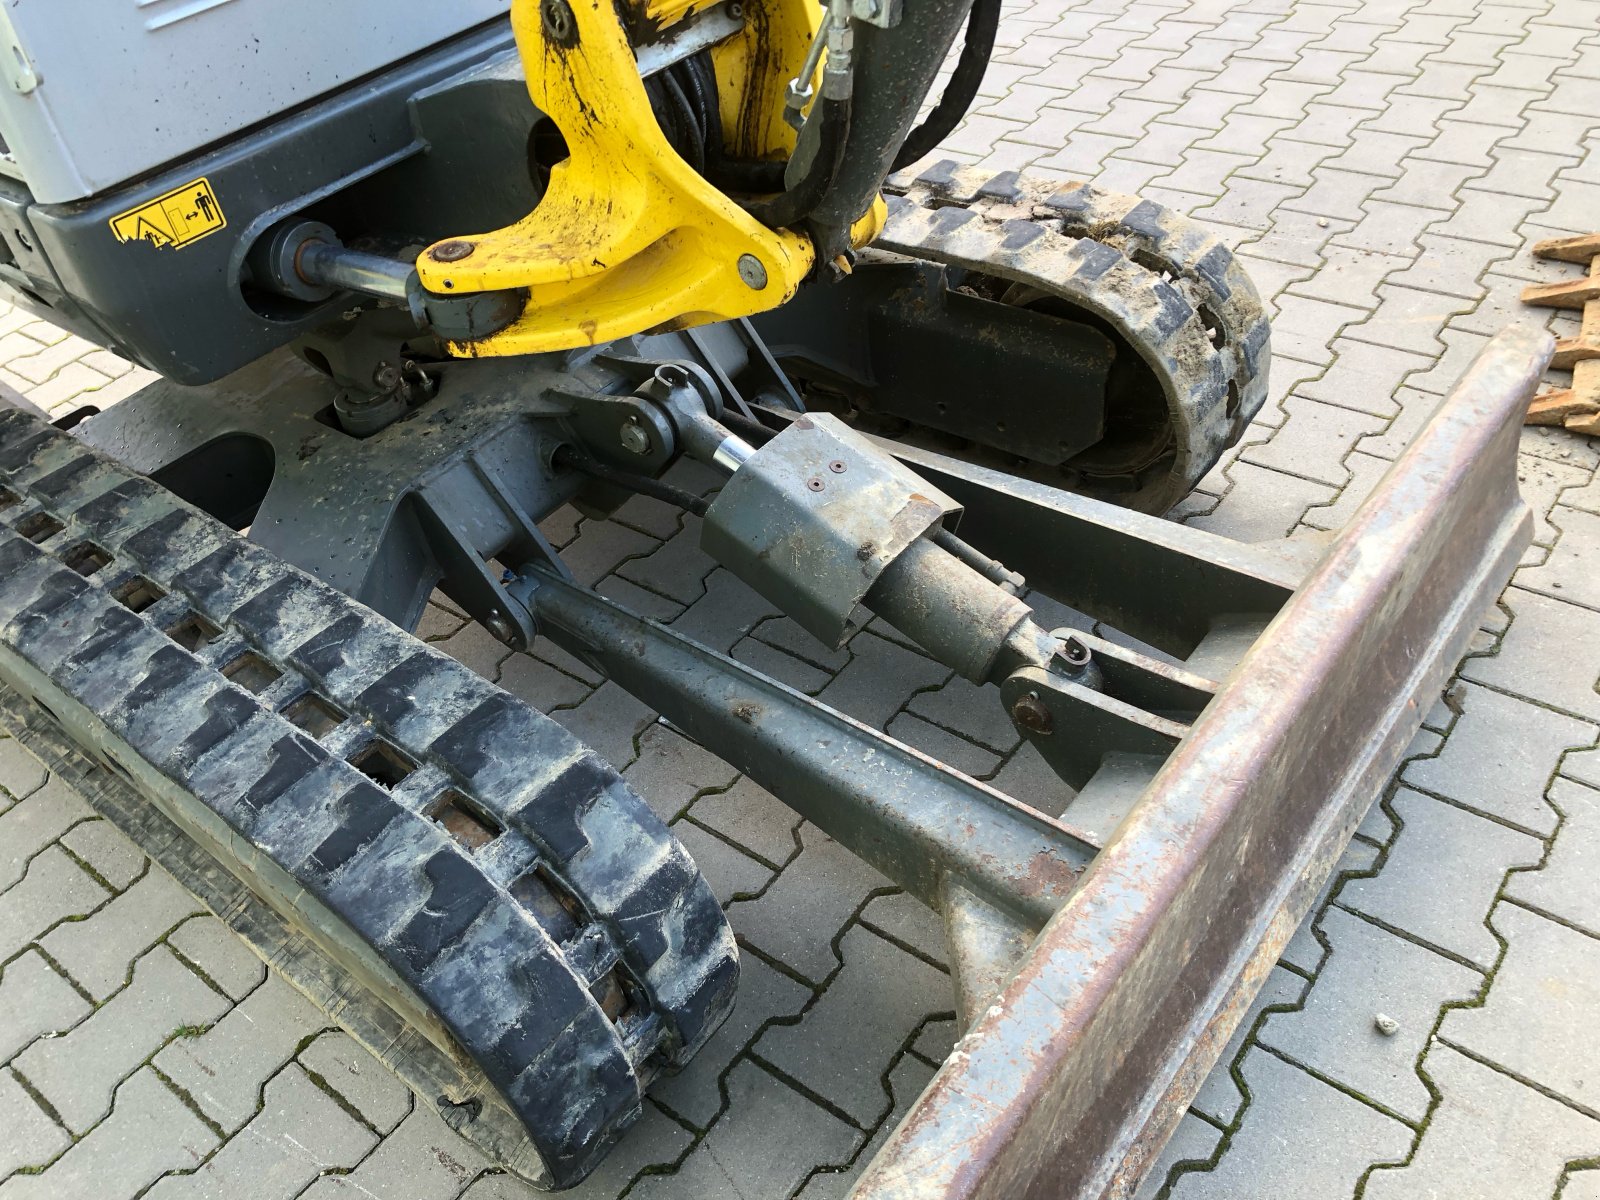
[620,419,652,455]
[737,253,769,290]
[486,613,515,643]
[1011,693,1053,735]
[430,240,476,263]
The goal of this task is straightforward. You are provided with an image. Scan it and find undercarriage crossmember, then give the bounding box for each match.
[0,298,1544,1193]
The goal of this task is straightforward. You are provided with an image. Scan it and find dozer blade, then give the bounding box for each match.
[0,404,737,1191]
[849,326,1546,1199]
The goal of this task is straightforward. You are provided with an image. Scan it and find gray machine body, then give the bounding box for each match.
[0,1,511,203]
[0,12,536,386]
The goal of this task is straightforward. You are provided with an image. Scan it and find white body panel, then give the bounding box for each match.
[0,0,512,204]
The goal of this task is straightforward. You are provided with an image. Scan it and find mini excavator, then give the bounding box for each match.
[0,1,1547,1195]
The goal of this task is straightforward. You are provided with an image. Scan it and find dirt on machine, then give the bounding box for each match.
[0,0,1547,1195]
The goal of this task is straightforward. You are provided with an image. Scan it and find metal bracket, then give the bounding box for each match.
[850,0,904,28]
[701,412,960,646]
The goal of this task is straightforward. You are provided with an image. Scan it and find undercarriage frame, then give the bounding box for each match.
[0,313,1544,1195]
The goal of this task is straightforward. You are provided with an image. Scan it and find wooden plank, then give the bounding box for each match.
[1567,410,1600,436]
[1532,233,1600,264]
[1576,358,1600,405]
[1551,338,1600,370]
[1525,390,1595,425]
[1557,299,1600,368]
[1522,276,1600,310]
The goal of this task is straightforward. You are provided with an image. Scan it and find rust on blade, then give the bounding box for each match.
[850,325,1550,1200]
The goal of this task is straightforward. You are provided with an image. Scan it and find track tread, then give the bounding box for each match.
[882,160,1271,512]
[0,404,737,1190]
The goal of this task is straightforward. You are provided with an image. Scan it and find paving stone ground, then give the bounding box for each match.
[2,0,1599,1195]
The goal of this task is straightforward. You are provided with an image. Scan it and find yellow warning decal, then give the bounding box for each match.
[109,178,225,251]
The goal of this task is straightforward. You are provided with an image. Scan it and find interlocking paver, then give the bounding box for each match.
[1186,460,1338,542]
[166,916,267,1002]
[1241,395,1387,485]
[1408,672,1593,838]
[144,1064,377,1200]
[298,1106,489,1200]
[435,621,512,680]
[0,737,46,807]
[297,1031,412,1136]
[1191,966,1307,1125]
[794,1055,938,1200]
[1286,243,1408,305]
[58,819,143,891]
[755,925,950,1125]
[623,722,740,822]
[1338,787,1543,967]
[688,775,801,867]
[1258,905,1480,1121]
[1518,505,1600,611]
[0,1068,217,1200]
[1262,294,1368,364]
[1441,903,1600,1111]
[653,951,810,1128]
[0,949,89,1063]
[883,712,1000,779]
[727,824,892,984]
[631,1062,861,1200]
[814,631,948,731]
[858,892,946,966]
[1386,232,1507,299]
[1460,588,1600,722]
[1168,1048,1412,1199]
[669,569,780,654]
[0,776,93,891]
[1300,339,1433,416]
[1345,284,1469,356]
[1503,778,1600,937]
[1365,1042,1600,1200]
[0,1067,68,1177]
[1278,837,1383,974]
[0,846,109,963]
[672,819,773,903]
[497,650,592,712]
[907,674,1023,754]
[15,945,230,1134]
[40,866,200,1000]
[550,681,654,770]
[153,970,326,1134]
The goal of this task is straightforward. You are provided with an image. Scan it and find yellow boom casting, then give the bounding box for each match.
[417,0,881,356]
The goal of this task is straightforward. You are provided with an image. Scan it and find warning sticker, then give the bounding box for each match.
[109,178,225,251]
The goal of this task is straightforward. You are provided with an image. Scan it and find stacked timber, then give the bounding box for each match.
[1522,232,1600,437]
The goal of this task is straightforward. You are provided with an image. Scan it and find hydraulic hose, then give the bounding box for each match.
[741,96,852,230]
[552,445,711,516]
[892,0,1001,171]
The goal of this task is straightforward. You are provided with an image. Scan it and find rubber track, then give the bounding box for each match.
[881,160,1271,514]
[0,405,737,1190]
